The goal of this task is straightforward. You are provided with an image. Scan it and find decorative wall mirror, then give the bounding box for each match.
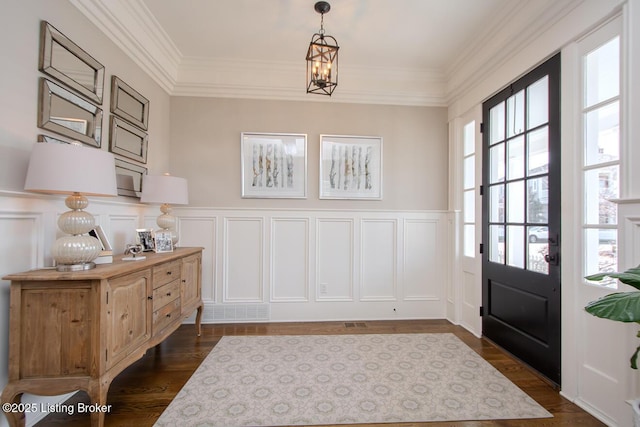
[109,116,148,163]
[115,158,147,198]
[38,78,103,147]
[39,21,105,104]
[111,76,149,130]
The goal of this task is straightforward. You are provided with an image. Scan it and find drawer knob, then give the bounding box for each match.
[166,292,172,297]
[166,271,172,275]
[147,296,153,300]
[166,313,171,318]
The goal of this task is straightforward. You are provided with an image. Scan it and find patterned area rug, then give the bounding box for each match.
[155,333,552,426]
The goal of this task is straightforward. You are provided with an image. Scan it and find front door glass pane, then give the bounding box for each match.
[527,127,549,175]
[527,176,549,224]
[507,90,525,138]
[507,181,525,223]
[528,226,549,274]
[489,185,505,223]
[584,165,619,225]
[490,102,505,144]
[489,143,505,184]
[507,225,525,268]
[507,136,525,180]
[527,76,549,129]
[489,225,504,263]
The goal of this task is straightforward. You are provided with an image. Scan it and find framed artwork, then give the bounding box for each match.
[154,231,174,253]
[136,228,155,252]
[319,134,383,200]
[240,132,307,198]
[89,225,112,253]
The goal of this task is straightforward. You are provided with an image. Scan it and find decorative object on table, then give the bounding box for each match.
[88,225,113,264]
[319,134,383,200]
[240,132,307,198]
[38,78,103,148]
[154,230,174,253]
[123,243,145,261]
[24,142,117,271]
[140,173,189,245]
[306,1,339,96]
[110,75,149,130]
[136,228,155,252]
[39,21,105,104]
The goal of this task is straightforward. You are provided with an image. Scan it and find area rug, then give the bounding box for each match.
[154,333,552,426]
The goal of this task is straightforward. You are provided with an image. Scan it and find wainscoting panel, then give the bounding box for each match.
[270,218,309,302]
[107,214,141,254]
[403,218,441,301]
[360,219,397,301]
[316,218,354,302]
[179,217,217,301]
[223,217,264,303]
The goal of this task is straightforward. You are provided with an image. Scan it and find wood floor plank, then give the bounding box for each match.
[34,320,605,427]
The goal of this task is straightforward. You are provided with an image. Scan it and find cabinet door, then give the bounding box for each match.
[105,269,151,369]
[181,253,201,311]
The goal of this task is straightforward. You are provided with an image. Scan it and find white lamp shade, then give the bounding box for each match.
[24,142,117,196]
[140,174,189,205]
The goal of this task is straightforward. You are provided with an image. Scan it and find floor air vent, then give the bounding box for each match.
[344,322,367,328]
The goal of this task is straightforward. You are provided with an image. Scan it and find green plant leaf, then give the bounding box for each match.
[585,292,640,322]
[586,265,640,290]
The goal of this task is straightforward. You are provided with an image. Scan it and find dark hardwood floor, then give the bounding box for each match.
[35,320,605,426]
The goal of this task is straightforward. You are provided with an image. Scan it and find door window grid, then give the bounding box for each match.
[463,120,476,258]
[488,77,551,275]
[582,36,620,281]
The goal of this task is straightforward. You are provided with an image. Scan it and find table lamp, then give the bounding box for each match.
[140,173,189,245]
[24,142,117,271]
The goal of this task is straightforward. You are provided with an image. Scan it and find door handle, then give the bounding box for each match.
[544,253,559,265]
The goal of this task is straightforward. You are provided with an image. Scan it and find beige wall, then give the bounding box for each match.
[170,97,448,210]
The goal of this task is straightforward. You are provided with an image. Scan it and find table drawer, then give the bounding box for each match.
[153,279,180,311]
[153,260,181,288]
[153,298,181,332]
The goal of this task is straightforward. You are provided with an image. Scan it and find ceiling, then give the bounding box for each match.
[70,0,575,106]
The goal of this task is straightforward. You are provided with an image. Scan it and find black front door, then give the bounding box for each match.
[481,53,561,385]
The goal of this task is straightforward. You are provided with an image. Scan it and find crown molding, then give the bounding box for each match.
[70,0,181,93]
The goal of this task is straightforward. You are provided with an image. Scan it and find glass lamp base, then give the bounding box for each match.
[56,262,96,272]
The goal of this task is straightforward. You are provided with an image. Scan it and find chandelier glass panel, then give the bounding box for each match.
[306,1,339,96]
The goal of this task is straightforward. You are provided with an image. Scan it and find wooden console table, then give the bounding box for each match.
[1,247,203,427]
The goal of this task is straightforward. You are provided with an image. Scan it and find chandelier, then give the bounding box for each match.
[306,1,339,96]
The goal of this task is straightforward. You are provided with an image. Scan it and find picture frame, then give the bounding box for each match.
[136,228,155,252]
[89,225,112,254]
[319,134,383,200]
[110,76,149,130]
[240,132,307,198]
[39,21,105,104]
[154,231,174,253]
[109,116,148,163]
[115,158,147,198]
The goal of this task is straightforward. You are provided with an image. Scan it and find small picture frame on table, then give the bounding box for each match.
[136,228,155,252]
[154,231,173,253]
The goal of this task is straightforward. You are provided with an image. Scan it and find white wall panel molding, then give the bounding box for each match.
[270,217,310,303]
[360,219,398,302]
[223,217,265,303]
[0,213,43,271]
[166,208,449,322]
[402,217,444,305]
[316,218,355,302]
[178,217,217,302]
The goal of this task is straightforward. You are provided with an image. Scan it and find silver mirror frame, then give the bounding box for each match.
[39,21,105,104]
[38,78,103,148]
[109,116,148,163]
[111,76,149,130]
